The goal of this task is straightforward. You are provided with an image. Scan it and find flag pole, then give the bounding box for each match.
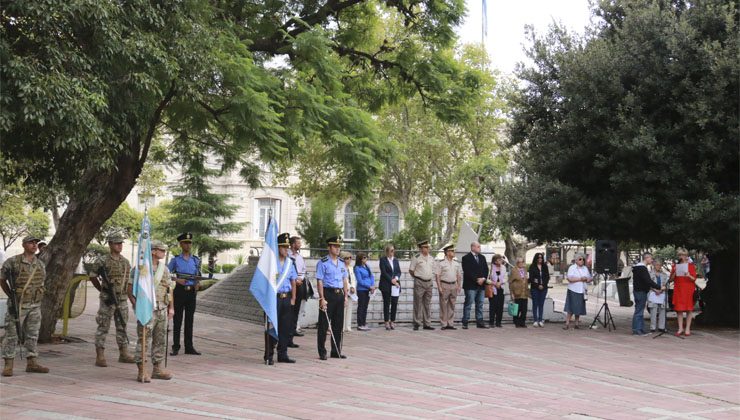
[264,210,273,365]
[142,326,147,381]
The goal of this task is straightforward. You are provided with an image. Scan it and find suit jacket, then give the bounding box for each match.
[379,256,401,293]
[461,252,489,290]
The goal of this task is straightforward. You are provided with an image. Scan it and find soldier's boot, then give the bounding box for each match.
[2,358,13,377]
[25,357,49,373]
[118,345,135,363]
[151,363,172,380]
[137,362,150,383]
[95,347,107,367]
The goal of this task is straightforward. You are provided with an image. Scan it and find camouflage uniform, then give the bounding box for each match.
[134,263,172,364]
[90,254,132,348]
[1,254,46,358]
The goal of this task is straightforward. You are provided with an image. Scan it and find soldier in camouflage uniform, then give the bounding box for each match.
[1,236,50,376]
[89,233,135,366]
[128,240,174,382]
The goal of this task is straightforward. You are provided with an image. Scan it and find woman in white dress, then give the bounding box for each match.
[341,251,357,332]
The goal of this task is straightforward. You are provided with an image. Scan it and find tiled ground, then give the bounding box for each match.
[1,285,738,419]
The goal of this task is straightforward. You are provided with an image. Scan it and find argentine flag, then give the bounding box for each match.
[249,217,279,338]
[133,214,156,326]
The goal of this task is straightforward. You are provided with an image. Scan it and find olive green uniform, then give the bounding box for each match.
[1,255,46,358]
[134,263,172,364]
[90,255,132,348]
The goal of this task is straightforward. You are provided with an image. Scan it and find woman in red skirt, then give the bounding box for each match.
[670,248,697,337]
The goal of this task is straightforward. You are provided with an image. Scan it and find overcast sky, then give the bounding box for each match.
[455,0,593,74]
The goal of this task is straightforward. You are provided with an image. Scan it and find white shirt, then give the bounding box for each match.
[567,264,591,294]
[288,249,306,277]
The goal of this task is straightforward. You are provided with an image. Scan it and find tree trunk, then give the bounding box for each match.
[696,240,739,327]
[38,154,143,342]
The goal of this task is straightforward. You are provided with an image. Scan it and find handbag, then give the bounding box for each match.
[508,300,519,317]
[485,283,494,298]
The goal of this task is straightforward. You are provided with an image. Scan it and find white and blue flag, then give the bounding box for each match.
[249,217,279,338]
[133,214,156,326]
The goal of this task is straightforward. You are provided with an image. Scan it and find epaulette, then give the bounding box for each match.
[321,256,329,262]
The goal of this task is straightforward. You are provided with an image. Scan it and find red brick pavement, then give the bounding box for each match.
[1,285,738,419]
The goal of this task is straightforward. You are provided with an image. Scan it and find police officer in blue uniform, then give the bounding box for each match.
[169,233,202,356]
[316,236,348,360]
[266,233,299,365]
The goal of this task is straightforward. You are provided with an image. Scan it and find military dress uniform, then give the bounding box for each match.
[133,240,173,382]
[410,240,435,330]
[266,233,298,364]
[90,234,134,365]
[436,243,462,329]
[1,236,50,376]
[168,232,201,355]
[316,236,347,360]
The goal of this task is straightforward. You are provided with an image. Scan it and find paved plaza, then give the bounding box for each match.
[1,285,739,419]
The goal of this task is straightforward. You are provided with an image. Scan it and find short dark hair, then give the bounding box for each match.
[289,236,301,245]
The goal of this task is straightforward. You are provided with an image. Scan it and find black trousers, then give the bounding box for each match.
[317,289,344,357]
[381,290,399,322]
[173,285,197,351]
[356,290,371,326]
[514,298,528,326]
[267,296,293,360]
[291,283,307,335]
[489,292,505,326]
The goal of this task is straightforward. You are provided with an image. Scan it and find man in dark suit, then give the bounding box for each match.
[378,244,402,330]
[461,242,489,329]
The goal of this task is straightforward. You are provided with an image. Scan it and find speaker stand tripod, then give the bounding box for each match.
[590,271,616,331]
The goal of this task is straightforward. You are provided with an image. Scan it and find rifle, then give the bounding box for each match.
[99,265,128,344]
[173,273,209,290]
[5,268,25,358]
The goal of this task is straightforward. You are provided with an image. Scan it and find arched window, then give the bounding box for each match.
[379,202,399,239]
[343,201,357,240]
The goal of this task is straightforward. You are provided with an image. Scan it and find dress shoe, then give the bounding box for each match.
[184,348,201,355]
[447,326,457,330]
[423,326,435,330]
[170,349,179,356]
[319,354,328,360]
[413,324,420,331]
[265,358,274,365]
[293,331,304,337]
[278,357,296,363]
[476,323,490,329]
[288,343,299,348]
[462,324,468,329]
[330,354,347,359]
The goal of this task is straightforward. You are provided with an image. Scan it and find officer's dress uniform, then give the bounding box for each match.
[1,247,49,375]
[267,249,297,363]
[91,253,133,360]
[436,252,462,329]
[168,251,200,354]
[316,247,347,359]
[410,246,435,329]
[133,252,173,381]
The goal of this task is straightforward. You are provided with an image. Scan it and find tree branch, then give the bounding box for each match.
[139,79,177,166]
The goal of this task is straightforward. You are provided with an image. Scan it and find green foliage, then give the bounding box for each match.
[503,0,738,252]
[163,152,243,257]
[198,279,218,291]
[392,205,438,250]
[351,198,385,250]
[0,188,50,250]
[147,201,175,246]
[221,264,236,273]
[95,202,141,245]
[297,194,341,251]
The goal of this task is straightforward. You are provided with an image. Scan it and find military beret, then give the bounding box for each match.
[417,240,430,248]
[106,233,125,243]
[151,240,167,251]
[277,233,291,247]
[326,236,342,246]
[442,243,455,251]
[22,235,42,244]
[177,232,193,243]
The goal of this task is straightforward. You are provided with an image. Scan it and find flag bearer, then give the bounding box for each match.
[266,233,298,365]
[128,240,174,382]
